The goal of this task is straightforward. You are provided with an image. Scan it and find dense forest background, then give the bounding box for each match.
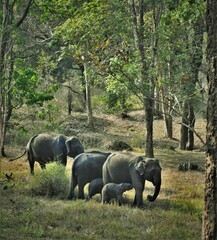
[1,1,217,239]
[0,0,206,156]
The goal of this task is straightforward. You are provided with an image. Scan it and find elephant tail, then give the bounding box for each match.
[9,134,38,162]
[9,150,27,161]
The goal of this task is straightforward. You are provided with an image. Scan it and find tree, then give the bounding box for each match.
[54,0,131,129]
[0,0,59,156]
[202,0,217,238]
[178,0,205,150]
[0,0,33,157]
[157,0,205,148]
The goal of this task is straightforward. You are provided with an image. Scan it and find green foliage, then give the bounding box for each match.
[6,124,30,146]
[54,0,131,71]
[103,55,142,112]
[12,64,58,106]
[29,163,70,198]
[155,0,206,117]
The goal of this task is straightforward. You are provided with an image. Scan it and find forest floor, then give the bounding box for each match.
[0,110,206,239]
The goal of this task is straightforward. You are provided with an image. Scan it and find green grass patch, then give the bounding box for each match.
[28,163,70,198]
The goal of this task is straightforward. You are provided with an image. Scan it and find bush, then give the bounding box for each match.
[29,163,70,198]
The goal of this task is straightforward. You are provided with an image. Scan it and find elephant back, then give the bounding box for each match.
[103,153,133,184]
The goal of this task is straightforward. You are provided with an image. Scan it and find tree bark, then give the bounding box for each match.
[83,62,94,130]
[179,101,189,150]
[144,97,154,157]
[130,0,154,157]
[202,0,217,238]
[154,89,162,118]
[187,102,195,150]
[67,88,73,115]
[161,88,173,139]
[0,0,10,157]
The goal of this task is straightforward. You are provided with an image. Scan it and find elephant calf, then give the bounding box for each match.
[86,178,104,200]
[101,182,133,206]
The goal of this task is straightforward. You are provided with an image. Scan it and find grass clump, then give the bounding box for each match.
[28,163,69,198]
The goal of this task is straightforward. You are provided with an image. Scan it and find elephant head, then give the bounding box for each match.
[134,158,162,202]
[65,137,84,158]
[120,183,133,192]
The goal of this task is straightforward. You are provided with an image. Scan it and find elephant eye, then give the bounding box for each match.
[138,166,145,175]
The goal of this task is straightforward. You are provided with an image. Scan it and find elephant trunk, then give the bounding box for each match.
[147,176,161,202]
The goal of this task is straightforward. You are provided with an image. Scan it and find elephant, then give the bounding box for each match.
[68,151,112,200]
[86,178,104,200]
[102,152,162,207]
[101,182,133,206]
[10,133,84,174]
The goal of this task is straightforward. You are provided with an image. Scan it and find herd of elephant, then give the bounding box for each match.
[11,133,162,207]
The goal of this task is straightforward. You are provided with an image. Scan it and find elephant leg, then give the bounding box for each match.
[39,162,46,170]
[27,151,35,175]
[102,195,108,204]
[118,195,123,206]
[29,160,35,175]
[68,174,78,200]
[59,154,67,166]
[133,195,137,206]
[78,184,85,199]
[132,180,144,207]
[135,190,143,207]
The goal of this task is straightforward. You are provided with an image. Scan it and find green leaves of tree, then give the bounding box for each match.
[12,66,58,106]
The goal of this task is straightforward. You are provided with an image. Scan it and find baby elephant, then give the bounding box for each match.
[101,182,133,206]
[86,178,104,200]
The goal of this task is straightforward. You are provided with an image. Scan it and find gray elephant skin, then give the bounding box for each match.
[68,151,111,200]
[101,182,133,206]
[10,133,84,174]
[87,178,104,200]
[103,152,162,207]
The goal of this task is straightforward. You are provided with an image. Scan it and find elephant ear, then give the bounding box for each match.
[134,159,146,176]
[154,158,162,169]
[65,138,72,154]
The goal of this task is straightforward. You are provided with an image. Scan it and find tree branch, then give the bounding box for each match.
[178,122,205,145]
[63,85,82,96]
[16,0,33,27]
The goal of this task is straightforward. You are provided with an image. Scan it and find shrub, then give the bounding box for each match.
[29,163,70,198]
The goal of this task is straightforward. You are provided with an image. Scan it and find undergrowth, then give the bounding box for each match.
[28,163,70,198]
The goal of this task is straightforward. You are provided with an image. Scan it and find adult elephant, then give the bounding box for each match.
[102,152,162,207]
[10,133,84,174]
[68,151,111,200]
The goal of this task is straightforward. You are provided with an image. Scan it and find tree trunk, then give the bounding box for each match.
[130,0,154,158]
[0,118,6,157]
[161,88,173,139]
[78,64,86,110]
[144,97,154,158]
[0,0,10,157]
[67,88,73,115]
[202,0,217,238]
[187,102,195,150]
[0,0,33,157]
[179,101,189,150]
[83,62,94,130]
[154,89,162,118]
